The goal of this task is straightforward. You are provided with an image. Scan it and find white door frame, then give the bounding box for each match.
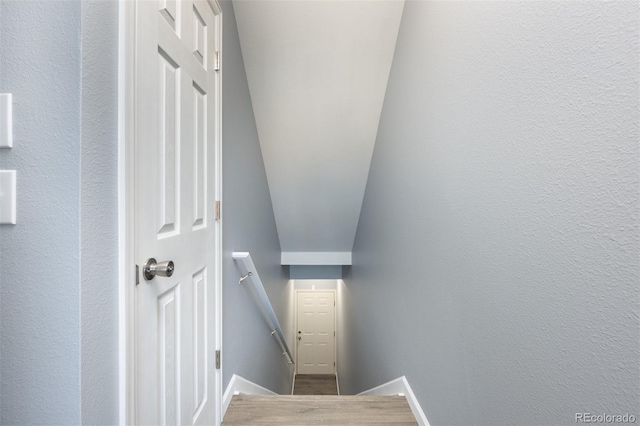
[118,1,224,423]
[293,289,337,375]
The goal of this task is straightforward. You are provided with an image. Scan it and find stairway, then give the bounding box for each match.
[222,394,418,425]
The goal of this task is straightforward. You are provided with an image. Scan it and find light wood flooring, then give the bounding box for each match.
[293,374,338,395]
[222,395,418,425]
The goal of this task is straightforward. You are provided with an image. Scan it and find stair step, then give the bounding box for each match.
[223,394,417,425]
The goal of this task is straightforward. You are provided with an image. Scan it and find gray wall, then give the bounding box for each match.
[0,0,119,423]
[343,2,639,425]
[290,265,342,280]
[0,1,81,423]
[79,1,119,424]
[222,0,293,395]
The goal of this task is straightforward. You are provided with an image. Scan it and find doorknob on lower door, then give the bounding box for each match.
[143,258,175,281]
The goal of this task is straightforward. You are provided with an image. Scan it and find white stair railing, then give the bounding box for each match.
[232,252,294,365]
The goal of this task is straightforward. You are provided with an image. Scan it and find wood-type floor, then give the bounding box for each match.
[293,374,338,395]
[222,395,418,425]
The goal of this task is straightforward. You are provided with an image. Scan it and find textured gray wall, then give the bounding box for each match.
[343,2,639,425]
[0,1,119,423]
[80,1,119,424]
[0,1,82,423]
[222,0,293,395]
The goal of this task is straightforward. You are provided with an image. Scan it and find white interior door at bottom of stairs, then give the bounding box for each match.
[134,0,221,424]
[297,291,336,374]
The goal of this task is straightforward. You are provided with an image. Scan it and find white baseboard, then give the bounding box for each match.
[358,376,429,426]
[222,374,277,417]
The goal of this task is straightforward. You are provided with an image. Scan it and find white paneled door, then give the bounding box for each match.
[296,291,336,374]
[134,0,221,424]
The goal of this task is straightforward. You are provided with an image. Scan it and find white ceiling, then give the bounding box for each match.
[233,0,405,265]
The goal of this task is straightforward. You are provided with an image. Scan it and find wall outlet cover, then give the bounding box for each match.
[0,170,17,224]
[0,94,13,148]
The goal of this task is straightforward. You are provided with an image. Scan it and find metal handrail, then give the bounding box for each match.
[232,252,294,365]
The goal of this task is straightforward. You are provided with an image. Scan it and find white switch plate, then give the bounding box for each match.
[0,170,17,224]
[0,94,13,148]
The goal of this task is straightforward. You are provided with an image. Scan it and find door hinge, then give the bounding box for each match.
[135,264,140,285]
[215,350,221,369]
[215,200,221,221]
[214,51,221,71]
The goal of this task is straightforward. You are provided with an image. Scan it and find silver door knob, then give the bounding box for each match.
[143,258,175,281]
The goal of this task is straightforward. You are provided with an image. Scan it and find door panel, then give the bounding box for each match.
[157,50,180,236]
[296,291,336,374]
[192,267,207,419]
[134,0,221,424]
[192,83,206,229]
[158,285,181,425]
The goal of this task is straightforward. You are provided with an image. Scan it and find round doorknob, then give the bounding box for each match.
[143,258,175,281]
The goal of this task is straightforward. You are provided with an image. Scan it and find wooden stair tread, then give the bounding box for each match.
[223,394,417,425]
